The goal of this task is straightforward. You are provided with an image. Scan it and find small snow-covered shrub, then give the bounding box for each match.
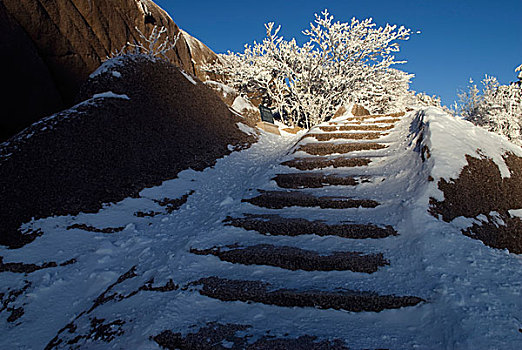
[458,66,522,146]
[108,25,180,62]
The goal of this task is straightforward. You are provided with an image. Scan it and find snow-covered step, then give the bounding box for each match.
[189,276,424,312]
[153,323,351,350]
[340,112,405,121]
[303,132,386,141]
[294,142,387,156]
[338,117,401,125]
[281,156,372,170]
[318,124,395,132]
[273,172,370,189]
[242,190,380,209]
[224,214,397,239]
[189,244,389,273]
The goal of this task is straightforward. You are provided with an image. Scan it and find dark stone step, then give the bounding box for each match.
[190,277,424,312]
[341,117,400,125]
[273,173,369,189]
[224,214,397,239]
[318,125,394,132]
[295,143,386,156]
[303,132,384,141]
[242,190,380,209]
[281,157,371,170]
[154,322,351,350]
[336,112,404,122]
[190,244,388,273]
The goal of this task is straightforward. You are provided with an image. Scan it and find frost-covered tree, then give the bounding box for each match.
[458,66,522,145]
[206,10,413,127]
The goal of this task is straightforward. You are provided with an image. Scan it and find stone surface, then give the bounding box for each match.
[351,104,371,116]
[256,121,280,135]
[0,2,62,141]
[0,56,255,248]
[1,0,219,141]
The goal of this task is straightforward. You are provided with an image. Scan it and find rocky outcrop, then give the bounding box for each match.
[180,29,221,81]
[0,2,63,141]
[1,0,219,141]
[0,55,255,248]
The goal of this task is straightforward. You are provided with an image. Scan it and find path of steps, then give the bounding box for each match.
[175,112,428,348]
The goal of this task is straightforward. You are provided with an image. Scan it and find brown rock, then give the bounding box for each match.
[351,104,370,116]
[0,56,255,248]
[429,152,522,254]
[180,29,221,81]
[256,121,280,135]
[332,106,347,119]
[282,126,304,134]
[1,0,220,141]
[204,81,238,107]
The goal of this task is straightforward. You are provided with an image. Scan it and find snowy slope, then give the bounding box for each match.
[1,108,522,349]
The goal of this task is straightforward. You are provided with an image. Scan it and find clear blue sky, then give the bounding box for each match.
[155,0,521,106]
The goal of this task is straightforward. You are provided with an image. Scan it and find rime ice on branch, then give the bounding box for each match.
[109,26,180,62]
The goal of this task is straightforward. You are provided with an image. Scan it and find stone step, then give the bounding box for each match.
[154,323,352,350]
[224,214,397,239]
[318,124,394,132]
[273,173,369,189]
[295,143,387,156]
[339,117,401,125]
[303,132,384,141]
[281,157,372,170]
[338,112,405,122]
[242,190,380,209]
[190,277,424,312]
[190,244,388,273]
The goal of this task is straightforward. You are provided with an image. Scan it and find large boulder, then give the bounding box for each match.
[0,0,219,141]
[0,55,255,248]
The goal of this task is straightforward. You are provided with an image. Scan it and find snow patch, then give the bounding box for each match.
[205,80,237,97]
[508,209,522,219]
[232,96,257,113]
[180,70,197,85]
[93,91,130,100]
[237,122,256,136]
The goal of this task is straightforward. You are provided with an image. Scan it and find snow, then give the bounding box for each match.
[205,80,237,97]
[180,70,197,85]
[2,107,522,349]
[90,56,129,78]
[92,91,130,100]
[508,209,522,219]
[419,107,522,183]
[236,122,257,136]
[231,95,257,113]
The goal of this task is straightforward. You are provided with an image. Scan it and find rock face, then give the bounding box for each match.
[0,2,62,141]
[0,55,255,248]
[1,0,220,141]
[181,29,222,81]
[351,104,371,116]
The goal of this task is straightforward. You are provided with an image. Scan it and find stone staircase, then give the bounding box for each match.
[162,112,427,348]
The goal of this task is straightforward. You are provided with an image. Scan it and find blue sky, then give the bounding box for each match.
[155,0,521,106]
